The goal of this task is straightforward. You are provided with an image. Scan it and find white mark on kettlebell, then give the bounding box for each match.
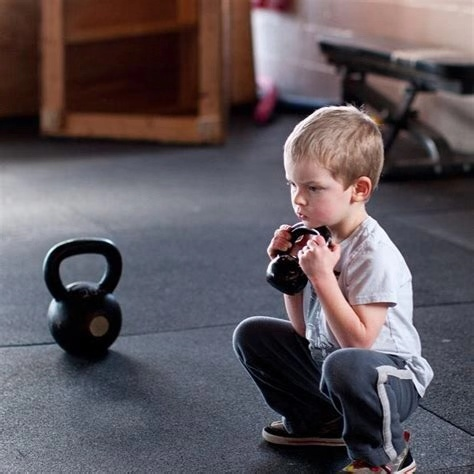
[89,315,110,337]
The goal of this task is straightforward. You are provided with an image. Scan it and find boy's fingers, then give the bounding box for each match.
[274,225,291,237]
[268,225,293,258]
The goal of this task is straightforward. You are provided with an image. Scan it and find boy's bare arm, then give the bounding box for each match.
[311,272,387,348]
[299,236,387,348]
[284,293,306,337]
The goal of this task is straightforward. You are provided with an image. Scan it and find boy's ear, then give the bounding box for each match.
[352,176,372,202]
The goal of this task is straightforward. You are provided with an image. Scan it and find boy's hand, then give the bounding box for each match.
[298,235,341,281]
[267,225,292,259]
[267,225,311,259]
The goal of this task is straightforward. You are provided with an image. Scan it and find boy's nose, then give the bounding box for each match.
[293,191,306,205]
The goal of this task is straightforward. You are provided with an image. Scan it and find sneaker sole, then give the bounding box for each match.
[262,428,345,447]
[398,460,416,473]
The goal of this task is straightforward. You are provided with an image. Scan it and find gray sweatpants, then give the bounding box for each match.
[232,316,420,466]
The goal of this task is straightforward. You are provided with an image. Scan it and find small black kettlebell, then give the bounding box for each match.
[43,238,123,357]
[266,223,332,295]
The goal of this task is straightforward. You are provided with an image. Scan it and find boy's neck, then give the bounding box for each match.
[329,207,369,243]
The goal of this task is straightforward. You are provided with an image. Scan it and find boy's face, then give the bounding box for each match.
[284,158,354,230]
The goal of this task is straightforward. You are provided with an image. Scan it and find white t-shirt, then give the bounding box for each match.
[304,216,433,396]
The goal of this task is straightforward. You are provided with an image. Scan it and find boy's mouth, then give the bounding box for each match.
[296,210,308,221]
[295,208,308,220]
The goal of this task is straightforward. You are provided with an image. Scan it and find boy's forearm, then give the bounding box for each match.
[310,274,375,348]
[284,293,306,337]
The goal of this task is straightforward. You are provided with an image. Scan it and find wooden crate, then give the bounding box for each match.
[40,0,226,143]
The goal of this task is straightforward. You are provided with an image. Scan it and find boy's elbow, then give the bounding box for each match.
[339,332,377,349]
[340,341,373,350]
[292,322,306,338]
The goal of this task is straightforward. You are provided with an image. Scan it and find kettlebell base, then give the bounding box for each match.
[266,254,308,295]
[48,302,121,358]
[266,277,308,295]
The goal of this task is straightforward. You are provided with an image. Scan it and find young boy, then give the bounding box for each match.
[233,105,433,473]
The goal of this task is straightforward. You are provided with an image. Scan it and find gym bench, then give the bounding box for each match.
[319,35,474,173]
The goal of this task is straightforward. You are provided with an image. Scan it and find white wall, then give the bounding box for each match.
[252,0,474,152]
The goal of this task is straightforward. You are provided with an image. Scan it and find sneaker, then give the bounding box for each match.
[338,431,416,473]
[262,419,345,447]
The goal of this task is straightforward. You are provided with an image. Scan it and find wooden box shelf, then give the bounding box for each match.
[41,0,225,143]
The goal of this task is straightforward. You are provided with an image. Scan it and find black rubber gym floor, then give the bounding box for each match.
[0,113,472,473]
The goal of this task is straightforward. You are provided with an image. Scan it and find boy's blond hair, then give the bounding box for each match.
[283,105,384,190]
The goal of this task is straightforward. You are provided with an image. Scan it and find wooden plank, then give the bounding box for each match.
[64,0,179,41]
[198,0,226,141]
[177,0,197,24]
[228,0,256,105]
[64,20,196,45]
[41,0,65,132]
[51,112,223,144]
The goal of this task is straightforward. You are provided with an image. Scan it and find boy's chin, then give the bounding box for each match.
[298,218,319,229]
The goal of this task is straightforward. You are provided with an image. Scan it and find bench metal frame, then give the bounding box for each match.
[319,36,474,173]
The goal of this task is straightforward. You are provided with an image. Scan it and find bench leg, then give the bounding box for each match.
[383,85,418,154]
[405,118,454,173]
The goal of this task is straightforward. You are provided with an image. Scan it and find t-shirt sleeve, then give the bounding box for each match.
[345,241,407,307]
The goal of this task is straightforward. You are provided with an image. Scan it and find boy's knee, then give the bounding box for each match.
[322,349,375,392]
[232,316,270,359]
[233,316,292,362]
[232,317,258,351]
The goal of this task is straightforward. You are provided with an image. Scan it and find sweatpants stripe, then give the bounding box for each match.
[376,365,414,460]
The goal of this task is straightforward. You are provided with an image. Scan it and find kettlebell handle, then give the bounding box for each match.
[43,238,122,301]
[281,223,332,254]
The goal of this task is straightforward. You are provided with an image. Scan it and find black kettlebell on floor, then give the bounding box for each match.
[43,238,123,357]
[266,223,332,295]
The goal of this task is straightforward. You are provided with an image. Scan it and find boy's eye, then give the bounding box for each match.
[308,184,326,192]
